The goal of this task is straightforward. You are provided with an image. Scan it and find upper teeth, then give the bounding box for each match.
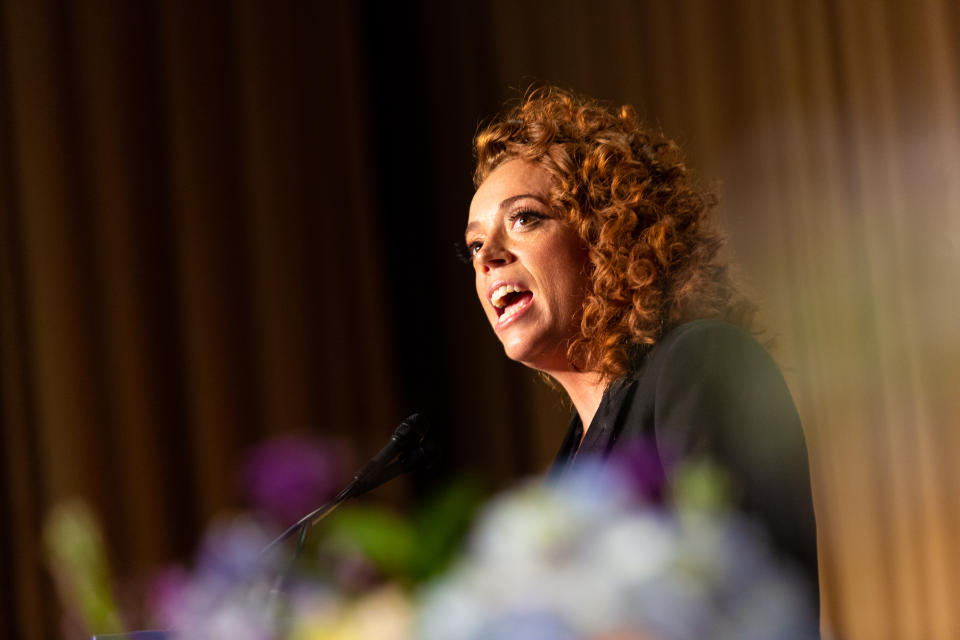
[491,284,523,308]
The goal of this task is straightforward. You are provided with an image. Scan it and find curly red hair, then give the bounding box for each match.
[474,86,754,380]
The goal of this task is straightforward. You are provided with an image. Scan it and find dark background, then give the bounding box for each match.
[3,1,960,638]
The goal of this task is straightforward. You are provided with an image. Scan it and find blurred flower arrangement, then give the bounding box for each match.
[45,435,817,640]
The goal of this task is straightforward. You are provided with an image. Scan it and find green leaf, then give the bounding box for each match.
[322,506,416,579]
[43,499,124,634]
[409,476,486,580]
[670,458,737,513]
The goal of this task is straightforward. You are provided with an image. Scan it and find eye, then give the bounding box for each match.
[454,240,483,264]
[509,209,545,229]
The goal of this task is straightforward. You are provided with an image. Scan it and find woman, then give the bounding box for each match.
[464,86,818,598]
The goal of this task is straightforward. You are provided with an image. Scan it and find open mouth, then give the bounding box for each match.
[490,284,533,320]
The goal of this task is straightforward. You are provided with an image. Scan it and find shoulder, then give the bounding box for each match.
[630,318,801,462]
[640,319,774,385]
[658,318,762,354]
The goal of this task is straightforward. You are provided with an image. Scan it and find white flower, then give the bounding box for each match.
[415,462,817,640]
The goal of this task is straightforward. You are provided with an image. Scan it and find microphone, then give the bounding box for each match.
[345,413,431,498]
[360,429,440,490]
[262,413,436,557]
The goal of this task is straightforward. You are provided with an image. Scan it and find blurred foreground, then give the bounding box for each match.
[45,436,818,639]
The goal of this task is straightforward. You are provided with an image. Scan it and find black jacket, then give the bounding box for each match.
[552,319,819,600]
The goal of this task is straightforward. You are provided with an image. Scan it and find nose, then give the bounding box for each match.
[477,233,513,273]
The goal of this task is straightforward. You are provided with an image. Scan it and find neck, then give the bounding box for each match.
[548,368,608,433]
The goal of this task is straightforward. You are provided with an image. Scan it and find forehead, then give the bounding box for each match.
[468,159,553,224]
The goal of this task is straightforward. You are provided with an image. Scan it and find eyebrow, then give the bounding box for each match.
[464,193,549,235]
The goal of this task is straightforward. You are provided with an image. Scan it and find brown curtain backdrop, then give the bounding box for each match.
[2,1,958,639]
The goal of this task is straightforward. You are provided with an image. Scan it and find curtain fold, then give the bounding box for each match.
[1,2,402,637]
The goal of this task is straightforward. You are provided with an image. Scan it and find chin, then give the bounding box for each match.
[500,339,536,366]
[501,337,565,372]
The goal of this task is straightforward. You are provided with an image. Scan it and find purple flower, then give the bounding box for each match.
[606,438,670,504]
[241,435,346,526]
[146,566,191,629]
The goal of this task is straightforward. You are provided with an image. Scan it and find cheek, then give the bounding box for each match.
[545,247,589,308]
[557,276,588,320]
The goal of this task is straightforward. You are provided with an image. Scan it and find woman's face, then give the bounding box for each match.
[466,159,589,373]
